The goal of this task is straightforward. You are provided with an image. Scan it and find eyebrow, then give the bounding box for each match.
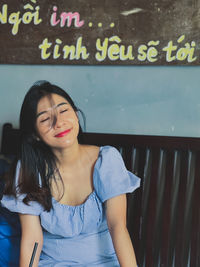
[36,102,68,118]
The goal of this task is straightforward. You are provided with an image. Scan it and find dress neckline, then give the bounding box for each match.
[51,146,103,208]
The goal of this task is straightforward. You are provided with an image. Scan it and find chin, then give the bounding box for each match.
[56,138,77,149]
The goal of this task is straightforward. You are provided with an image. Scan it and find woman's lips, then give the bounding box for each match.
[55,129,71,137]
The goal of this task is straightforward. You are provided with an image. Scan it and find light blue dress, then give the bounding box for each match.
[1,146,140,266]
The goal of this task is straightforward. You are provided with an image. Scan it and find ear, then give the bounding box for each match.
[32,134,40,141]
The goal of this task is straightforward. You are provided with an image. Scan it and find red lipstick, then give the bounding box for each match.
[55,129,71,137]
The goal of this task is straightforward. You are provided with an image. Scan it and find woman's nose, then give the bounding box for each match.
[53,114,64,128]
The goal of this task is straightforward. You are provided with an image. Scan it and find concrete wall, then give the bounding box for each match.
[1,65,200,149]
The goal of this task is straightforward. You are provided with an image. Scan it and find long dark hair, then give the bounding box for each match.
[4,81,85,211]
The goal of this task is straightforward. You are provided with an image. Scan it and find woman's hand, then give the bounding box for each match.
[106,194,137,267]
[19,214,43,267]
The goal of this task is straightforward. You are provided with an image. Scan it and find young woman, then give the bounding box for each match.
[1,81,140,267]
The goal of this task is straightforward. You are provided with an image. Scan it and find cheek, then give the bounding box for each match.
[35,125,54,143]
[68,116,79,129]
[38,134,51,145]
[36,127,48,140]
[73,118,80,136]
[71,117,80,138]
[35,127,43,140]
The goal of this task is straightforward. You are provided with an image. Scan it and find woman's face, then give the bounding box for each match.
[35,93,79,151]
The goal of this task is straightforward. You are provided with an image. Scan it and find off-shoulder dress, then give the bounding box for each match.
[1,146,140,267]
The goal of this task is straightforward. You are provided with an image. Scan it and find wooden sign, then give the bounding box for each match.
[0,0,199,65]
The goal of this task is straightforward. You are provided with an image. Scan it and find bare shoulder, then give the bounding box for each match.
[81,144,100,163]
[88,145,100,155]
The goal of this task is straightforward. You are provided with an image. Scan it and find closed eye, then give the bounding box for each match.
[60,109,68,114]
[40,117,50,123]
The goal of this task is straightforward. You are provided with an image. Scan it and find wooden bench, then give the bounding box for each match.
[1,123,200,267]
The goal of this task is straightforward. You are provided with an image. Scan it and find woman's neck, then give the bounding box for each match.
[53,141,82,168]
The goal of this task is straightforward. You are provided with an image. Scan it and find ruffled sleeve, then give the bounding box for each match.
[1,161,43,216]
[93,146,140,203]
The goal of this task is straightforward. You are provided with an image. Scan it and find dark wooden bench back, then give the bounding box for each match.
[1,123,200,267]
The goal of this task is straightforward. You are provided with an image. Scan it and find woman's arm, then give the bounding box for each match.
[19,214,43,267]
[106,194,137,267]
